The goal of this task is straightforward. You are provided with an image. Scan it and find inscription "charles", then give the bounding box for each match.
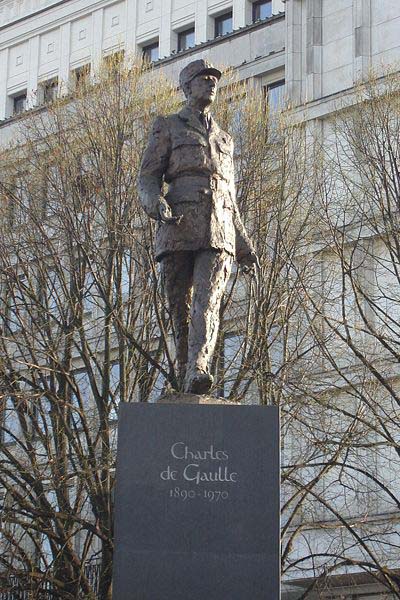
[159,440,238,487]
[171,442,229,461]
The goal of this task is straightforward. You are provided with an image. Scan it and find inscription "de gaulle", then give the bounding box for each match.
[160,441,239,486]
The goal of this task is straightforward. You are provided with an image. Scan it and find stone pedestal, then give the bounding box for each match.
[113,395,280,600]
[158,391,240,405]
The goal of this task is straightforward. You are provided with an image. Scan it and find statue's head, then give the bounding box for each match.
[179,59,222,107]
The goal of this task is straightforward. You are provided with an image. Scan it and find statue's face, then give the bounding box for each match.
[188,73,218,105]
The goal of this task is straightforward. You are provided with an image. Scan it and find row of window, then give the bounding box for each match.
[11,73,284,124]
[12,77,58,115]
[2,278,94,336]
[0,330,251,444]
[266,79,285,110]
[9,1,275,116]
[11,62,93,115]
[143,25,197,62]
[0,364,120,444]
[1,257,133,333]
[143,0,273,61]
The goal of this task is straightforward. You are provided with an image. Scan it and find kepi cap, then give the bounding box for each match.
[179,59,222,90]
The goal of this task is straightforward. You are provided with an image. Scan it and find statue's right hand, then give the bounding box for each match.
[158,197,182,225]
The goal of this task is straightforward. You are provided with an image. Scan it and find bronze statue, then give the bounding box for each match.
[138,59,258,395]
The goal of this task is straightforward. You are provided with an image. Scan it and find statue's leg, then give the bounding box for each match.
[161,251,194,390]
[185,250,233,394]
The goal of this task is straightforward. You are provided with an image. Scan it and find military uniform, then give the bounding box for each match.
[138,60,254,393]
[139,105,253,262]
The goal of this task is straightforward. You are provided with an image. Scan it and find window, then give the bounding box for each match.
[38,533,53,571]
[103,50,125,76]
[0,182,16,227]
[149,368,165,403]
[83,270,96,314]
[45,270,59,318]
[36,394,52,435]
[41,78,58,104]
[2,397,20,445]
[253,0,272,22]
[142,41,159,63]
[215,11,233,37]
[109,362,120,420]
[148,355,167,403]
[75,171,96,200]
[37,486,58,569]
[71,370,91,427]
[7,275,28,333]
[268,326,285,374]
[121,250,132,299]
[266,79,285,111]
[11,179,30,226]
[7,293,20,333]
[45,164,62,216]
[178,27,195,52]
[13,93,27,115]
[222,333,244,398]
[71,64,90,89]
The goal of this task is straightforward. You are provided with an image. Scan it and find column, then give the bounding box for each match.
[285,0,303,107]
[234,0,249,29]
[353,0,371,81]
[159,0,172,58]
[306,0,322,101]
[58,22,71,95]
[91,8,104,75]
[195,0,212,44]
[27,35,39,109]
[273,0,286,14]
[125,0,138,58]
[0,48,9,120]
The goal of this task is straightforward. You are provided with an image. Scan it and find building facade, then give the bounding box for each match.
[0,0,285,122]
[1,0,400,598]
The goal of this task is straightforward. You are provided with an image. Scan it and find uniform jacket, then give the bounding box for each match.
[138,105,254,261]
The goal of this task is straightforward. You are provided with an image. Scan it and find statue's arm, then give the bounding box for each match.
[229,179,260,271]
[138,116,171,220]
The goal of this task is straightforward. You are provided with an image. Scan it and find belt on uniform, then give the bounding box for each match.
[168,174,229,192]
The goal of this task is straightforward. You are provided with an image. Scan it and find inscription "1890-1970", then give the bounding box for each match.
[159,442,239,488]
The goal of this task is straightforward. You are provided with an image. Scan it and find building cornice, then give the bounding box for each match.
[0,0,71,31]
[0,13,285,129]
[0,0,284,35]
[0,0,122,47]
[152,12,285,67]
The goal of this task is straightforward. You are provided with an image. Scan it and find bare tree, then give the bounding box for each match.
[3,58,398,600]
[0,56,180,599]
[281,71,400,597]
[0,61,320,597]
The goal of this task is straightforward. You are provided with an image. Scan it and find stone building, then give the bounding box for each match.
[1,0,400,598]
[0,0,285,122]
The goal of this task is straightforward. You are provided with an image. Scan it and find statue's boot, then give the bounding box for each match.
[185,368,214,395]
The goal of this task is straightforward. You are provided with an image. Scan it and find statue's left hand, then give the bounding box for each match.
[158,197,183,225]
[239,251,260,275]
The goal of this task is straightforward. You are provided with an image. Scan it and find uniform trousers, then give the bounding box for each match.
[161,249,233,391]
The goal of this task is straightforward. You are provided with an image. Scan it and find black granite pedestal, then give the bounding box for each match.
[113,397,280,600]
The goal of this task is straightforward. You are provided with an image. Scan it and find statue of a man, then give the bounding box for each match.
[138,59,258,395]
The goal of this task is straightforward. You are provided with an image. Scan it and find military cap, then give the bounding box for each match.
[179,59,222,89]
